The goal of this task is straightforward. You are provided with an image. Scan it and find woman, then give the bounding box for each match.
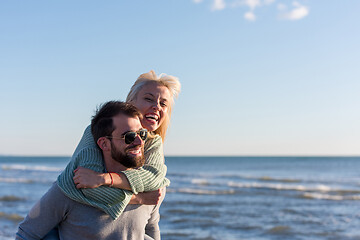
[56,70,181,220]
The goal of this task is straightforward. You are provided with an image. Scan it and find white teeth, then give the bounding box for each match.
[129,149,141,154]
[146,114,159,120]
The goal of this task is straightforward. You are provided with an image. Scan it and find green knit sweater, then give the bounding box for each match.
[57,125,170,220]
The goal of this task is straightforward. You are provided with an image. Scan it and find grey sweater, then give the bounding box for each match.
[16,183,164,240]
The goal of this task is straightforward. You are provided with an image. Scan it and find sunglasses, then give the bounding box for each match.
[106,129,148,144]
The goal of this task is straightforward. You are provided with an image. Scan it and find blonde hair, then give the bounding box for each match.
[126,70,181,141]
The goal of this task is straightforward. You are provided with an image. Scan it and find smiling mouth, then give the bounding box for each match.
[126,146,142,155]
[145,113,159,123]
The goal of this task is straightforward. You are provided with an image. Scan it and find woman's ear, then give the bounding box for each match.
[97,137,110,151]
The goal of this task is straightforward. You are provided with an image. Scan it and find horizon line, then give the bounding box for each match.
[1,154,360,158]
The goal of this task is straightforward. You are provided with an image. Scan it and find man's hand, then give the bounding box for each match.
[129,188,163,205]
[73,167,107,189]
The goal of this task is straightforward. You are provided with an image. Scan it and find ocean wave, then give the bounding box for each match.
[301,193,360,201]
[191,179,211,185]
[191,177,302,188]
[164,199,219,206]
[0,177,34,184]
[176,188,235,195]
[167,172,191,177]
[226,224,262,231]
[174,172,355,188]
[333,189,360,195]
[227,181,360,197]
[1,164,62,172]
[227,181,333,192]
[167,209,200,215]
[189,172,360,187]
[162,231,192,237]
[0,212,24,222]
[226,174,302,183]
[0,177,52,184]
[170,172,305,184]
[267,225,292,235]
[0,195,26,202]
[256,176,301,183]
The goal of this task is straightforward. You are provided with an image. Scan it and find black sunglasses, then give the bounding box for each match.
[106,129,148,144]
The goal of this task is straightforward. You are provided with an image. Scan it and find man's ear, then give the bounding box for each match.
[97,137,110,151]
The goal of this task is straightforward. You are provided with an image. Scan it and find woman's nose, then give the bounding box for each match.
[152,101,161,110]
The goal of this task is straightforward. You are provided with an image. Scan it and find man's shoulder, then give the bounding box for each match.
[48,183,74,203]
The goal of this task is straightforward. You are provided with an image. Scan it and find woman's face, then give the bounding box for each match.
[132,82,171,132]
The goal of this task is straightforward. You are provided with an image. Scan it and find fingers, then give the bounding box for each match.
[73,175,80,183]
[75,182,88,189]
[73,174,83,188]
[73,177,88,188]
[74,166,86,173]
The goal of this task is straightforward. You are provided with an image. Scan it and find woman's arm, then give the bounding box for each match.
[73,135,170,194]
[73,167,131,190]
[72,167,162,205]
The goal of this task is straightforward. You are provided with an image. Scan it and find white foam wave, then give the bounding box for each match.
[209,173,353,186]
[191,179,210,185]
[1,164,62,172]
[228,181,332,192]
[177,188,235,195]
[302,192,360,201]
[217,173,303,183]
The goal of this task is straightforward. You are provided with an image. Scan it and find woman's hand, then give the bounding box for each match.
[73,167,107,189]
[129,188,163,205]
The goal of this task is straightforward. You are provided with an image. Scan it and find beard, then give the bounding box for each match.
[110,141,145,168]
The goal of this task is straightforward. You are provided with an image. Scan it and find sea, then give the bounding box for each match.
[1,156,360,240]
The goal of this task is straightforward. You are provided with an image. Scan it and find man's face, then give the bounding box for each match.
[109,114,145,168]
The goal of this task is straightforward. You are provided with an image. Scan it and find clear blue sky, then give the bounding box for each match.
[1,0,359,156]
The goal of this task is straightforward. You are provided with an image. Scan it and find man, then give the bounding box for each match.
[16,101,164,240]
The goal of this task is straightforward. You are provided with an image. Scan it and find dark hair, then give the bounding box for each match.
[91,101,142,143]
